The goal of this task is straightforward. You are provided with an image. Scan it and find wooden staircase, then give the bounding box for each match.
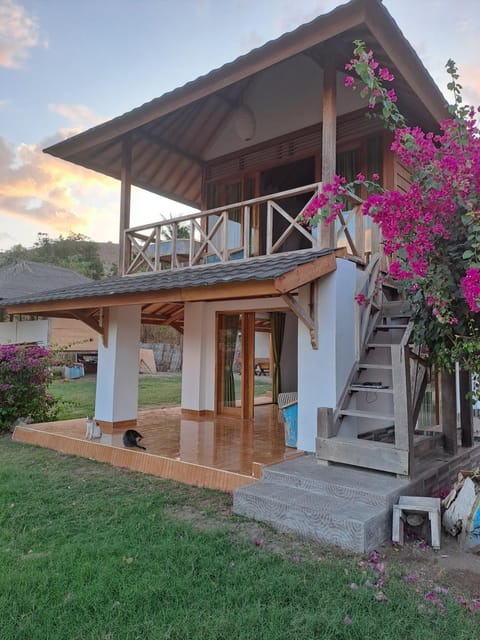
[316,256,430,478]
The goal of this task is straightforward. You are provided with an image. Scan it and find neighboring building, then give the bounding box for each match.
[0,261,98,354]
[2,0,477,550]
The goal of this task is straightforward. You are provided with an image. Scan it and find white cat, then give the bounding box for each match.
[85,417,102,440]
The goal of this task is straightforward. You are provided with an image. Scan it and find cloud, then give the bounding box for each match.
[0,132,119,243]
[0,0,46,68]
[48,104,107,131]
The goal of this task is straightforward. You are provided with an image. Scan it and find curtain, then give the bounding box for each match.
[223,315,240,407]
[271,312,285,404]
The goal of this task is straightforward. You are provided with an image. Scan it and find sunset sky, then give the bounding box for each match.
[1,0,479,251]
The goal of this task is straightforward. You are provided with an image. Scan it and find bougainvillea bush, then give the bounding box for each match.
[304,41,480,372]
[0,344,58,432]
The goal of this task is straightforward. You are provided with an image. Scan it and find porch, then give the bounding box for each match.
[12,405,303,492]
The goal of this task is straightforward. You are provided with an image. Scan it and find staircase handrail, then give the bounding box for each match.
[354,252,382,361]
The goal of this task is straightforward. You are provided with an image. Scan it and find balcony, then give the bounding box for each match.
[123,182,367,275]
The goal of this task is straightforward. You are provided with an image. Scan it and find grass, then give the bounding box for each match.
[1,438,479,640]
[50,375,273,420]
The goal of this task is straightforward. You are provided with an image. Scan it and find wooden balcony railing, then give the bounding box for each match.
[123,182,367,275]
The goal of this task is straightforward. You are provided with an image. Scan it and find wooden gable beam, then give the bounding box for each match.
[70,308,109,348]
[281,288,318,350]
[274,251,338,294]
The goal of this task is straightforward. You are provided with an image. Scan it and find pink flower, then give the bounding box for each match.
[344,76,355,87]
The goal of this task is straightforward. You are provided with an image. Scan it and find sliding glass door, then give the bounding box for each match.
[216,312,254,419]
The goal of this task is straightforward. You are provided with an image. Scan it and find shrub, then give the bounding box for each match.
[0,344,58,432]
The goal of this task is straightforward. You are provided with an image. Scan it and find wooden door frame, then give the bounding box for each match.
[215,311,255,420]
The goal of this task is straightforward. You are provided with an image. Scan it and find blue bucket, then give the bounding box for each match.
[283,402,298,448]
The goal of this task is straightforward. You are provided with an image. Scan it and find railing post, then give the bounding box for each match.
[243,206,250,258]
[391,344,414,477]
[354,205,365,261]
[189,220,195,267]
[221,211,228,262]
[266,201,273,254]
[154,225,161,271]
[439,369,458,455]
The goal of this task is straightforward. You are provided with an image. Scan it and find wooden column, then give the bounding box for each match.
[118,136,132,275]
[391,344,414,478]
[319,61,337,249]
[459,370,474,448]
[439,370,457,455]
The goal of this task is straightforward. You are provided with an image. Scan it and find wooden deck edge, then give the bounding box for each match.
[12,426,258,492]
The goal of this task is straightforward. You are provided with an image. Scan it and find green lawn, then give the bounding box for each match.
[0,439,479,640]
[50,375,273,420]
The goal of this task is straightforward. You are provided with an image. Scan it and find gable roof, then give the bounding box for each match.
[43,0,447,209]
[0,261,92,301]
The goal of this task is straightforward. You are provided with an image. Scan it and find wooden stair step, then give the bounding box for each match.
[339,409,395,420]
[375,324,409,330]
[358,363,392,370]
[349,385,393,394]
[367,343,393,348]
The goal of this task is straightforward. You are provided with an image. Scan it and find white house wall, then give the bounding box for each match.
[297,259,356,451]
[0,319,49,346]
[182,297,290,412]
[205,55,367,160]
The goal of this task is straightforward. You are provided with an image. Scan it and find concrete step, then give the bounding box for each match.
[261,456,408,508]
[233,481,390,553]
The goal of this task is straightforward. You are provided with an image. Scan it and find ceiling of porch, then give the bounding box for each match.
[43,0,447,210]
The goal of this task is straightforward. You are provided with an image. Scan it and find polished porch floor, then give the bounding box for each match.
[13,405,303,491]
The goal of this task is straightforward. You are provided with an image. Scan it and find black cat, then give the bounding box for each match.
[122,429,146,450]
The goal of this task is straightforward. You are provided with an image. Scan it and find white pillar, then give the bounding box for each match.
[297,260,356,451]
[94,305,141,432]
[181,301,213,414]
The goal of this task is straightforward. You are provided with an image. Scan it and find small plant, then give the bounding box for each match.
[0,344,58,432]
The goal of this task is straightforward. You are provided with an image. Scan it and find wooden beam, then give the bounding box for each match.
[134,129,203,168]
[119,136,132,276]
[459,369,474,448]
[6,279,280,315]
[274,252,336,293]
[439,369,457,455]
[71,310,103,335]
[391,343,414,477]
[319,59,337,249]
[281,292,317,350]
[316,436,410,476]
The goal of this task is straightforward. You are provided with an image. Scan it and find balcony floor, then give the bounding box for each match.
[12,405,303,492]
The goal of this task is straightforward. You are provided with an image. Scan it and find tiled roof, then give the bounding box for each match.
[0,261,91,300]
[1,250,333,307]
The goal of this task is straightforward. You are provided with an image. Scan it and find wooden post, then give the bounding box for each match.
[391,344,414,478]
[317,407,335,438]
[459,370,473,448]
[439,370,457,455]
[319,61,337,249]
[119,136,132,275]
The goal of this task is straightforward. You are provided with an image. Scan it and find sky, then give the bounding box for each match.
[1,0,479,252]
